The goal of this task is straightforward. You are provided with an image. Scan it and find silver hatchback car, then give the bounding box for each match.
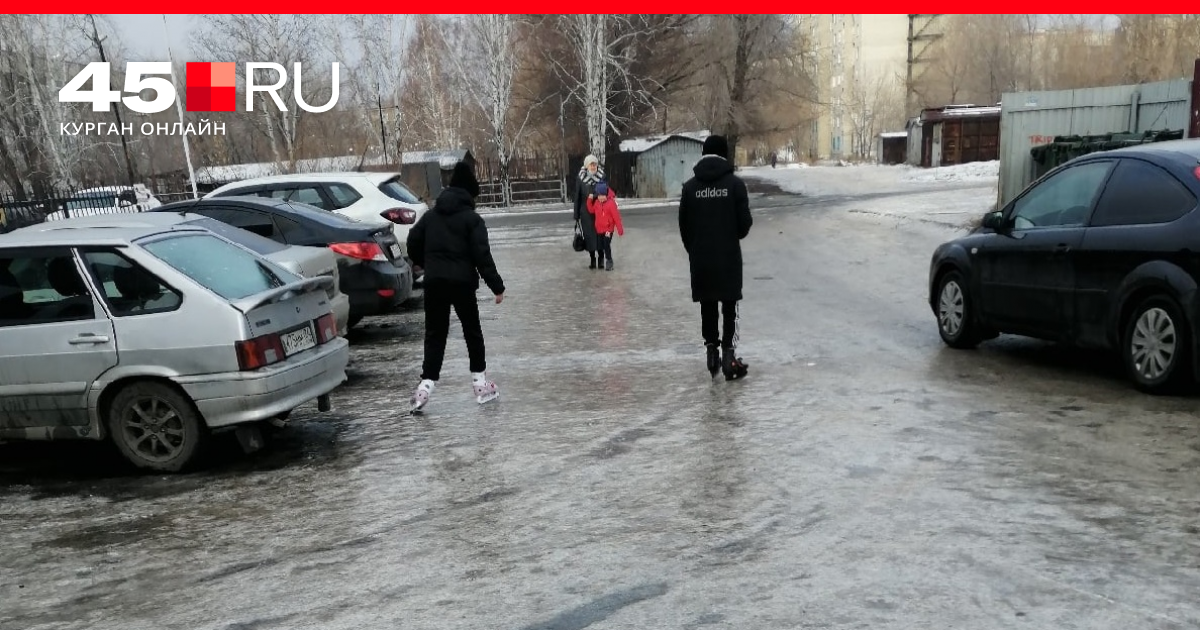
[0,221,350,472]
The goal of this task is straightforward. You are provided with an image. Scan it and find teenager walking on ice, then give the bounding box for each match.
[678,135,753,381]
[406,162,506,412]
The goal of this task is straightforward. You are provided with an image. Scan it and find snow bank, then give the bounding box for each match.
[743,160,999,197]
[742,164,915,196]
[901,160,999,183]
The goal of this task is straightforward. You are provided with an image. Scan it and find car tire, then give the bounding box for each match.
[106,381,207,472]
[347,314,363,329]
[1123,295,1193,395]
[935,270,982,349]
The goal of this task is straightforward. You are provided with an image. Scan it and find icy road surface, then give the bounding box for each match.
[3,165,1199,630]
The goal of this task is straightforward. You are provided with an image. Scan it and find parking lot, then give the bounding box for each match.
[3,173,1200,630]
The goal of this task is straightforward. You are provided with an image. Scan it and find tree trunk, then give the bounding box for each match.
[725,15,752,167]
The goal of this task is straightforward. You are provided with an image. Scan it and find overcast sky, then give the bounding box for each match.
[109,14,199,60]
[109,14,1123,63]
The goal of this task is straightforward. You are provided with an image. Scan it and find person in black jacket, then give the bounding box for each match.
[574,154,604,269]
[679,135,753,380]
[406,162,506,412]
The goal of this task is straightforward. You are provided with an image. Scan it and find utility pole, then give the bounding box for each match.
[906,15,943,117]
[87,14,136,187]
[162,15,198,199]
[377,88,388,165]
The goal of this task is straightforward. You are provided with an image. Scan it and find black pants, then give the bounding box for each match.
[596,234,613,264]
[422,282,486,381]
[700,300,739,348]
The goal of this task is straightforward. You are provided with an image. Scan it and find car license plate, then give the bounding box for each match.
[389,244,402,259]
[281,326,316,356]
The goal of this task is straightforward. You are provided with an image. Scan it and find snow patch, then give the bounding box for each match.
[901,160,999,183]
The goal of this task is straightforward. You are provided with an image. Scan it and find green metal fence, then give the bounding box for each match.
[1029,129,1186,181]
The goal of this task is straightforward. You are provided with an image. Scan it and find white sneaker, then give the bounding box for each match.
[472,372,499,405]
[410,379,436,413]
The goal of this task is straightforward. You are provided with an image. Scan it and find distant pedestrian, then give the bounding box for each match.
[770,152,777,168]
[586,181,624,271]
[678,135,753,381]
[406,161,506,413]
[574,154,605,269]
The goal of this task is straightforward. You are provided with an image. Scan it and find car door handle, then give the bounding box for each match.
[1054,244,1071,254]
[69,334,111,345]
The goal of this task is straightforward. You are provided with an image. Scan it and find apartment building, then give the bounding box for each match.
[801,14,913,160]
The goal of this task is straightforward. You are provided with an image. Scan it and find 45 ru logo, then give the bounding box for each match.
[58,61,340,114]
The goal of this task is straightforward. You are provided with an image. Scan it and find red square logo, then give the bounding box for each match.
[186,62,236,112]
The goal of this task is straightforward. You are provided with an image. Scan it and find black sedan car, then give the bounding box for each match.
[154,196,413,328]
[929,139,1200,394]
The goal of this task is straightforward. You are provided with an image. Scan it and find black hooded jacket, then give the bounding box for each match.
[406,187,505,295]
[678,155,752,302]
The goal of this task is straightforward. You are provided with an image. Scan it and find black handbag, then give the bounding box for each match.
[572,220,586,252]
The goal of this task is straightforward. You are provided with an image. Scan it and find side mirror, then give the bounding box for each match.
[981,210,1005,231]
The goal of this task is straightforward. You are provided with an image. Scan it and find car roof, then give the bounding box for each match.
[1099,139,1200,162]
[16,212,195,230]
[157,196,384,229]
[211,171,398,188]
[0,222,209,248]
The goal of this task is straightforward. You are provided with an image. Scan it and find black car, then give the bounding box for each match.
[929,139,1200,394]
[154,196,413,327]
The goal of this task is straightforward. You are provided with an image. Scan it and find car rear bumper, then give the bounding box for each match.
[342,260,413,317]
[176,337,349,428]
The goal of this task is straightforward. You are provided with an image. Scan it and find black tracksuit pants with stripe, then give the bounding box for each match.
[700,300,739,349]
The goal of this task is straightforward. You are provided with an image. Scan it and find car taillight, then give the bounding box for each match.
[314,313,338,343]
[381,208,417,224]
[330,241,386,261]
[1193,165,1200,181]
[235,334,285,371]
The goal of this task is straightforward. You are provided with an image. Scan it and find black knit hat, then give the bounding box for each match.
[449,161,480,198]
[702,135,729,159]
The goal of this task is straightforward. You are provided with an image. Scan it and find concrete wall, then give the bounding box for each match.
[997,78,1193,206]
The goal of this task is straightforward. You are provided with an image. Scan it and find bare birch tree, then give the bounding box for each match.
[444,15,553,205]
[690,14,814,163]
[328,14,410,165]
[0,14,111,193]
[400,15,461,150]
[197,14,337,169]
[550,14,662,162]
[845,70,906,159]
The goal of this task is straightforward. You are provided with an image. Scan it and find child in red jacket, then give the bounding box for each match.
[587,182,624,271]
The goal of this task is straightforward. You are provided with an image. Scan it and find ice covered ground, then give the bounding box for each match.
[475,160,1001,229]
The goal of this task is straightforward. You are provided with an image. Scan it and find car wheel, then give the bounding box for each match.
[106,381,206,472]
[936,270,982,349]
[1123,295,1192,394]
